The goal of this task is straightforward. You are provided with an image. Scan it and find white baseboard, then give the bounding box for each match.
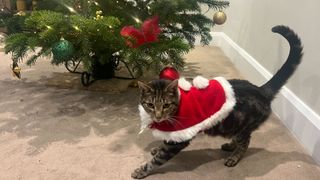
[204,32,320,166]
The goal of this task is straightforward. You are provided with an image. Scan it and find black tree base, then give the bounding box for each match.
[92,60,115,80]
[65,56,141,87]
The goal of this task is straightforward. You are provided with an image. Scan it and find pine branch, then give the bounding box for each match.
[4,0,229,75]
[5,33,28,61]
[77,33,93,72]
[198,0,229,10]
[26,47,50,66]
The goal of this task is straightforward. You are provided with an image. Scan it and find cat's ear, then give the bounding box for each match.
[165,79,179,93]
[138,81,154,93]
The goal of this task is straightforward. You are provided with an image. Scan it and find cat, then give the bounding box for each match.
[132,25,303,179]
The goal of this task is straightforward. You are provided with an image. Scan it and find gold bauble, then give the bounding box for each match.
[96,10,102,15]
[32,1,37,11]
[15,11,26,16]
[129,82,138,87]
[213,11,227,25]
[10,63,21,79]
[13,66,21,73]
[16,0,27,11]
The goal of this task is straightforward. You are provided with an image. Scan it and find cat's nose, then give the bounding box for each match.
[155,112,162,121]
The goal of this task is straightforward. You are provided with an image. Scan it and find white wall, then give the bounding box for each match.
[223,0,320,116]
[202,0,320,165]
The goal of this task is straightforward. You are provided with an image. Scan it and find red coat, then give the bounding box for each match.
[139,76,236,142]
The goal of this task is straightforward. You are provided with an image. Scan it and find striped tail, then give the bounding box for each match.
[261,25,303,100]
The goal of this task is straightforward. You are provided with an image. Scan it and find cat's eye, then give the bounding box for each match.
[163,103,170,108]
[147,103,154,108]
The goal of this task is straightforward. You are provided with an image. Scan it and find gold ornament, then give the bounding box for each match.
[95,11,102,20]
[96,10,102,15]
[213,10,227,25]
[14,11,26,16]
[32,1,37,11]
[10,62,21,79]
[129,82,138,87]
[166,60,173,67]
[16,0,27,11]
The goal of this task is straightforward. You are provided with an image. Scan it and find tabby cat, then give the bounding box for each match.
[132,25,303,179]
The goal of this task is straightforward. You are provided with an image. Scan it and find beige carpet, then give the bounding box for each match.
[0,46,319,179]
[44,65,134,93]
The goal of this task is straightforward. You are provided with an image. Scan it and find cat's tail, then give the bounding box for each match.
[260,25,303,101]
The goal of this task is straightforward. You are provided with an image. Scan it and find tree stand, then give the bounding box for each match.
[65,55,142,87]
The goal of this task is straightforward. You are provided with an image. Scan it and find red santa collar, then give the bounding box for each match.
[139,76,236,142]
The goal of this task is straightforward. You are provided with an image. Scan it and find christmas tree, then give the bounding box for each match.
[4,0,229,78]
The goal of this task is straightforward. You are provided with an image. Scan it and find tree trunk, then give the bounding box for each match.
[91,59,115,80]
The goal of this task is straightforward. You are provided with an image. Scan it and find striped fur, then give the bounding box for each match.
[132,141,190,179]
[132,25,303,179]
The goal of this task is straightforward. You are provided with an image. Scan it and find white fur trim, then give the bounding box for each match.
[193,76,209,89]
[139,105,153,131]
[178,77,192,91]
[152,76,236,142]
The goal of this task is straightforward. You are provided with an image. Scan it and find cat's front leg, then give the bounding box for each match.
[150,144,163,156]
[131,140,190,179]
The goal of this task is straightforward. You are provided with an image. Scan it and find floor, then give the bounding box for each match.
[0,46,319,179]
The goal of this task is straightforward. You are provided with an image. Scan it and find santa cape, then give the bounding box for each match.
[139,76,236,142]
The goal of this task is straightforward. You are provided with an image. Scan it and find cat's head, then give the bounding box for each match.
[138,79,180,122]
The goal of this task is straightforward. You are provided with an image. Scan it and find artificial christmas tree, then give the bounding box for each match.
[4,0,229,81]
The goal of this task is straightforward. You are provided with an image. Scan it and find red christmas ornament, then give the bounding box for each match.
[159,67,179,80]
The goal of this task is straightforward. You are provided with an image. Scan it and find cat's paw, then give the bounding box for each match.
[151,147,160,156]
[131,168,148,179]
[224,157,239,167]
[221,143,237,152]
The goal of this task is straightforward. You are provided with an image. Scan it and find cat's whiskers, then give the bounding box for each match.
[166,118,177,127]
[167,117,185,129]
[168,115,188,128]
[163,119,169,126]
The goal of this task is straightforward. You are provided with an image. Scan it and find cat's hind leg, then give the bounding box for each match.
[224,134,251,167]
[221,139,237,152]
[132,140,190,179]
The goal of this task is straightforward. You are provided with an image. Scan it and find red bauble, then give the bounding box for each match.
[159,67,179,80]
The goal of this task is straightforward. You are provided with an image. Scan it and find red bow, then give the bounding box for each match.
[120,15,162,48]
